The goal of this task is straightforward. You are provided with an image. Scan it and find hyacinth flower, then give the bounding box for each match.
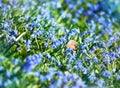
[22,52,42,72]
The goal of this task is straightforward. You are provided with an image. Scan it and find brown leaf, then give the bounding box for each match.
[66,40,78,50]
[62,40,78,55]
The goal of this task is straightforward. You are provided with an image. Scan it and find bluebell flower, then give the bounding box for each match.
[96,79,105,88]
[109,51,117,61]
[51,36,57,42]
[0,56,5,61]
[107,35,119,47]
[46,54,61,66]
[23,39,31,51]
[112,68,116,73]
[30,29,43,38]
[24,14,29,21]
[45,53,51,59]
[102,51,111,64]
[71,18,78,24]
[0,66,4,72]
[84,10,93,16]
[92,57,98,63]
[65,48,74,57]
[12,58,21,65]
[23,40,31,45]
[116,75,120,80]
[88,72,96,82]
[5,71,12,79]
[100,63,105,68]
[12,77,19,82]
[58,36,66,44]
[0,76,3,86]
[7,35,16,44]
[82,67,88,74]
[10,30,18,36]
[86,2,93,9]
[116,45,120,55]
[44,42,49,47]
[4,79,12,87]
[55,61,61,67]
[68,3,76,10]
[24,52,42,71]
[51,42,57,48]
[93,4,99,11]
[75,7,84,18]
[84,56,90,61]
[73,79,86,88]
[98,41,106,48]
[66,53,75,63]
[49,57,56,62]
[101,70,111,77]
[22,62,33,73]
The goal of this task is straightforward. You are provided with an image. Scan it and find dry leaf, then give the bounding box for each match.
[62,40,78,55]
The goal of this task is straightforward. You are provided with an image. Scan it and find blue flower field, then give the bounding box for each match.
[0,0,120,88]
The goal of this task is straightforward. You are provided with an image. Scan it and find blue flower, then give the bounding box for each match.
[58,36,66,44]
[24,52,42,71]
[5,71,12,79]
[22,62,33,73]
[0,66,4,72]
[7,35,16,44]
[23,40,31,45]
[44,42,49,47]
[9,30,18,36]
[101,70,111,77]
[109,51,118,61]
[96,79,105,88]
[84,56,90,62]
[68,28,79,36]
[68,3,76,10]
[12,58,21,65]
[98,41,106,48]
[0,76,3,86]
[45,53,51,58]
[88,72,96,82]
[116,45,120,55]
[92,57,98,63]
[0,56,5,61]
[116,75,120,80]
[73,79,86,88]
[4,79,12,87]
[51,42,57,48]
[102,51,111,64]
